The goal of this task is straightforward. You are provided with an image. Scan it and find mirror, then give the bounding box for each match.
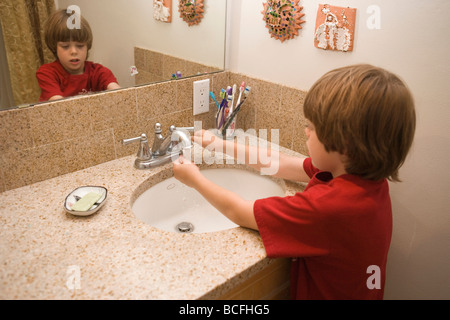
[0,0,227,111]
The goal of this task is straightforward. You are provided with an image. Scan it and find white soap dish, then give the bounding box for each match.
[64,186,108,216]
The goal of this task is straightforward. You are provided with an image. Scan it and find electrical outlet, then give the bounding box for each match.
[193,79,210,115]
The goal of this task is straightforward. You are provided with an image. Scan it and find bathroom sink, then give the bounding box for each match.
[132,168,285,234]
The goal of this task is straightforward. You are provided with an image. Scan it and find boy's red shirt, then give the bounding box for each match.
[36,60,118,101]
[254,157,392,300]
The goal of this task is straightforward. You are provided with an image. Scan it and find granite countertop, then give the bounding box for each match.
[0,140,305,300]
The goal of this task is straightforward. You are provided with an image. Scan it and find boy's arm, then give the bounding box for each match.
[49,95,64,101]
[194,130,310,183]
[107,82,120,90]
[36,68,64,101]
[173,157,258,230]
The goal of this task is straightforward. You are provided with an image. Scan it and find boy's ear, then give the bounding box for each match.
[339,152,349,162]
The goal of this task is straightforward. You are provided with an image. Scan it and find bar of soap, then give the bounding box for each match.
[71,192,102,212]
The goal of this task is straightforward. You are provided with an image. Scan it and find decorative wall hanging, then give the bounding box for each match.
[153,0,172,23]
[179,0,204,26]
[314,4,356,52]
[261,0,306,42]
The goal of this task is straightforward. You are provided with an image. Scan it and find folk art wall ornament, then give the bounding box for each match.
[153,0,172,23]
[261,0,306,42]
[314,4,357,52]
[179,0,204,26]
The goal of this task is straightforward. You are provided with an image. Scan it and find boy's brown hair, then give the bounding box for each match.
[44,9,93,59]
[303,64,416,182]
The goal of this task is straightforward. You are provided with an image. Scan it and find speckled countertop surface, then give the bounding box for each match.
[0,141,305,300]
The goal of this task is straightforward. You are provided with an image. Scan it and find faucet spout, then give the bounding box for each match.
[151,123,165,157]
[171,127,193,152]
[156,125,193,156]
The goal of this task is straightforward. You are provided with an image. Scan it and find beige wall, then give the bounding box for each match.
[227,0,450,299]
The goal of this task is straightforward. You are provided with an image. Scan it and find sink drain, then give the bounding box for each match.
[176,222,194,234]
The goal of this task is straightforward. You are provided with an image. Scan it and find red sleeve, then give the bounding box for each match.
[303,157,319,178]
[89,64,118,91]
[254,194,330,258]
[36,65,64,101]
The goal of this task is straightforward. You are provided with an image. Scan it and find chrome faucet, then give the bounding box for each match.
[122,123,193,169]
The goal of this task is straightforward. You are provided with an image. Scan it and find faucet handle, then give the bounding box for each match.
[122,134,152,161]
[154,123,162,134]
[122,133,146,145]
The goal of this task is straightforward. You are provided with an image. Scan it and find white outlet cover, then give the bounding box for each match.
[193,79,210,115]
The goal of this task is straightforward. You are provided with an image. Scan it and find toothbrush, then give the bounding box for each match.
[226,92,233,118]
[210,91,220,109]
[225,86,232,113]
[229,84,237,114]
[221,99,245,135]
[226,86,232,101]
[216,98,227,129]
[243,85,251,98]
[221,86,251,135]
[220,88,226,99]
[235,81,245,109]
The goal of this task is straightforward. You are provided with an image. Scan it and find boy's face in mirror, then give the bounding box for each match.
[56,41,88,75]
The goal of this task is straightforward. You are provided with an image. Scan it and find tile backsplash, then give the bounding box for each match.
[0,71,307,193]
[134,47,221,85]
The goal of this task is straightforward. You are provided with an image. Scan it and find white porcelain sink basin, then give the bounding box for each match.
[132,168,285,234]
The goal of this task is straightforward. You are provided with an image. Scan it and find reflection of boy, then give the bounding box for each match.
[36,9,120,101]
[173,64,416,300]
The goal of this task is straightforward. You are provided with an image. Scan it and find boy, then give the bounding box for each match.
[36,9,120,101]
[173,64,416,299]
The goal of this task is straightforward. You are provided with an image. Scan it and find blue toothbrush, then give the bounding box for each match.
[210,92,220,109]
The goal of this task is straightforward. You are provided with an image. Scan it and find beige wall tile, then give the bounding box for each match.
[134,70,163,86]
[29,98,93,146]
[146,50,164,77]
[162,55,186,80]
[64,129,116,173]
[1,149,36,190]
[134,47,146,71]
[89,89,137,132]
[251,78,283,145]
[136,81,177,121]
[276,86,307,150]
[0,108,34,154]
[32,142,69,183]
[135,47,218,82]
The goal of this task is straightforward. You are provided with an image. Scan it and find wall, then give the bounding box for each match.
[227,0,450,299]
[57,0,227,88]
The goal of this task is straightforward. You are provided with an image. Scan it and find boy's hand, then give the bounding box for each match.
[173,156,258,231]
[173,156,202,188]
[192,129,223,151]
